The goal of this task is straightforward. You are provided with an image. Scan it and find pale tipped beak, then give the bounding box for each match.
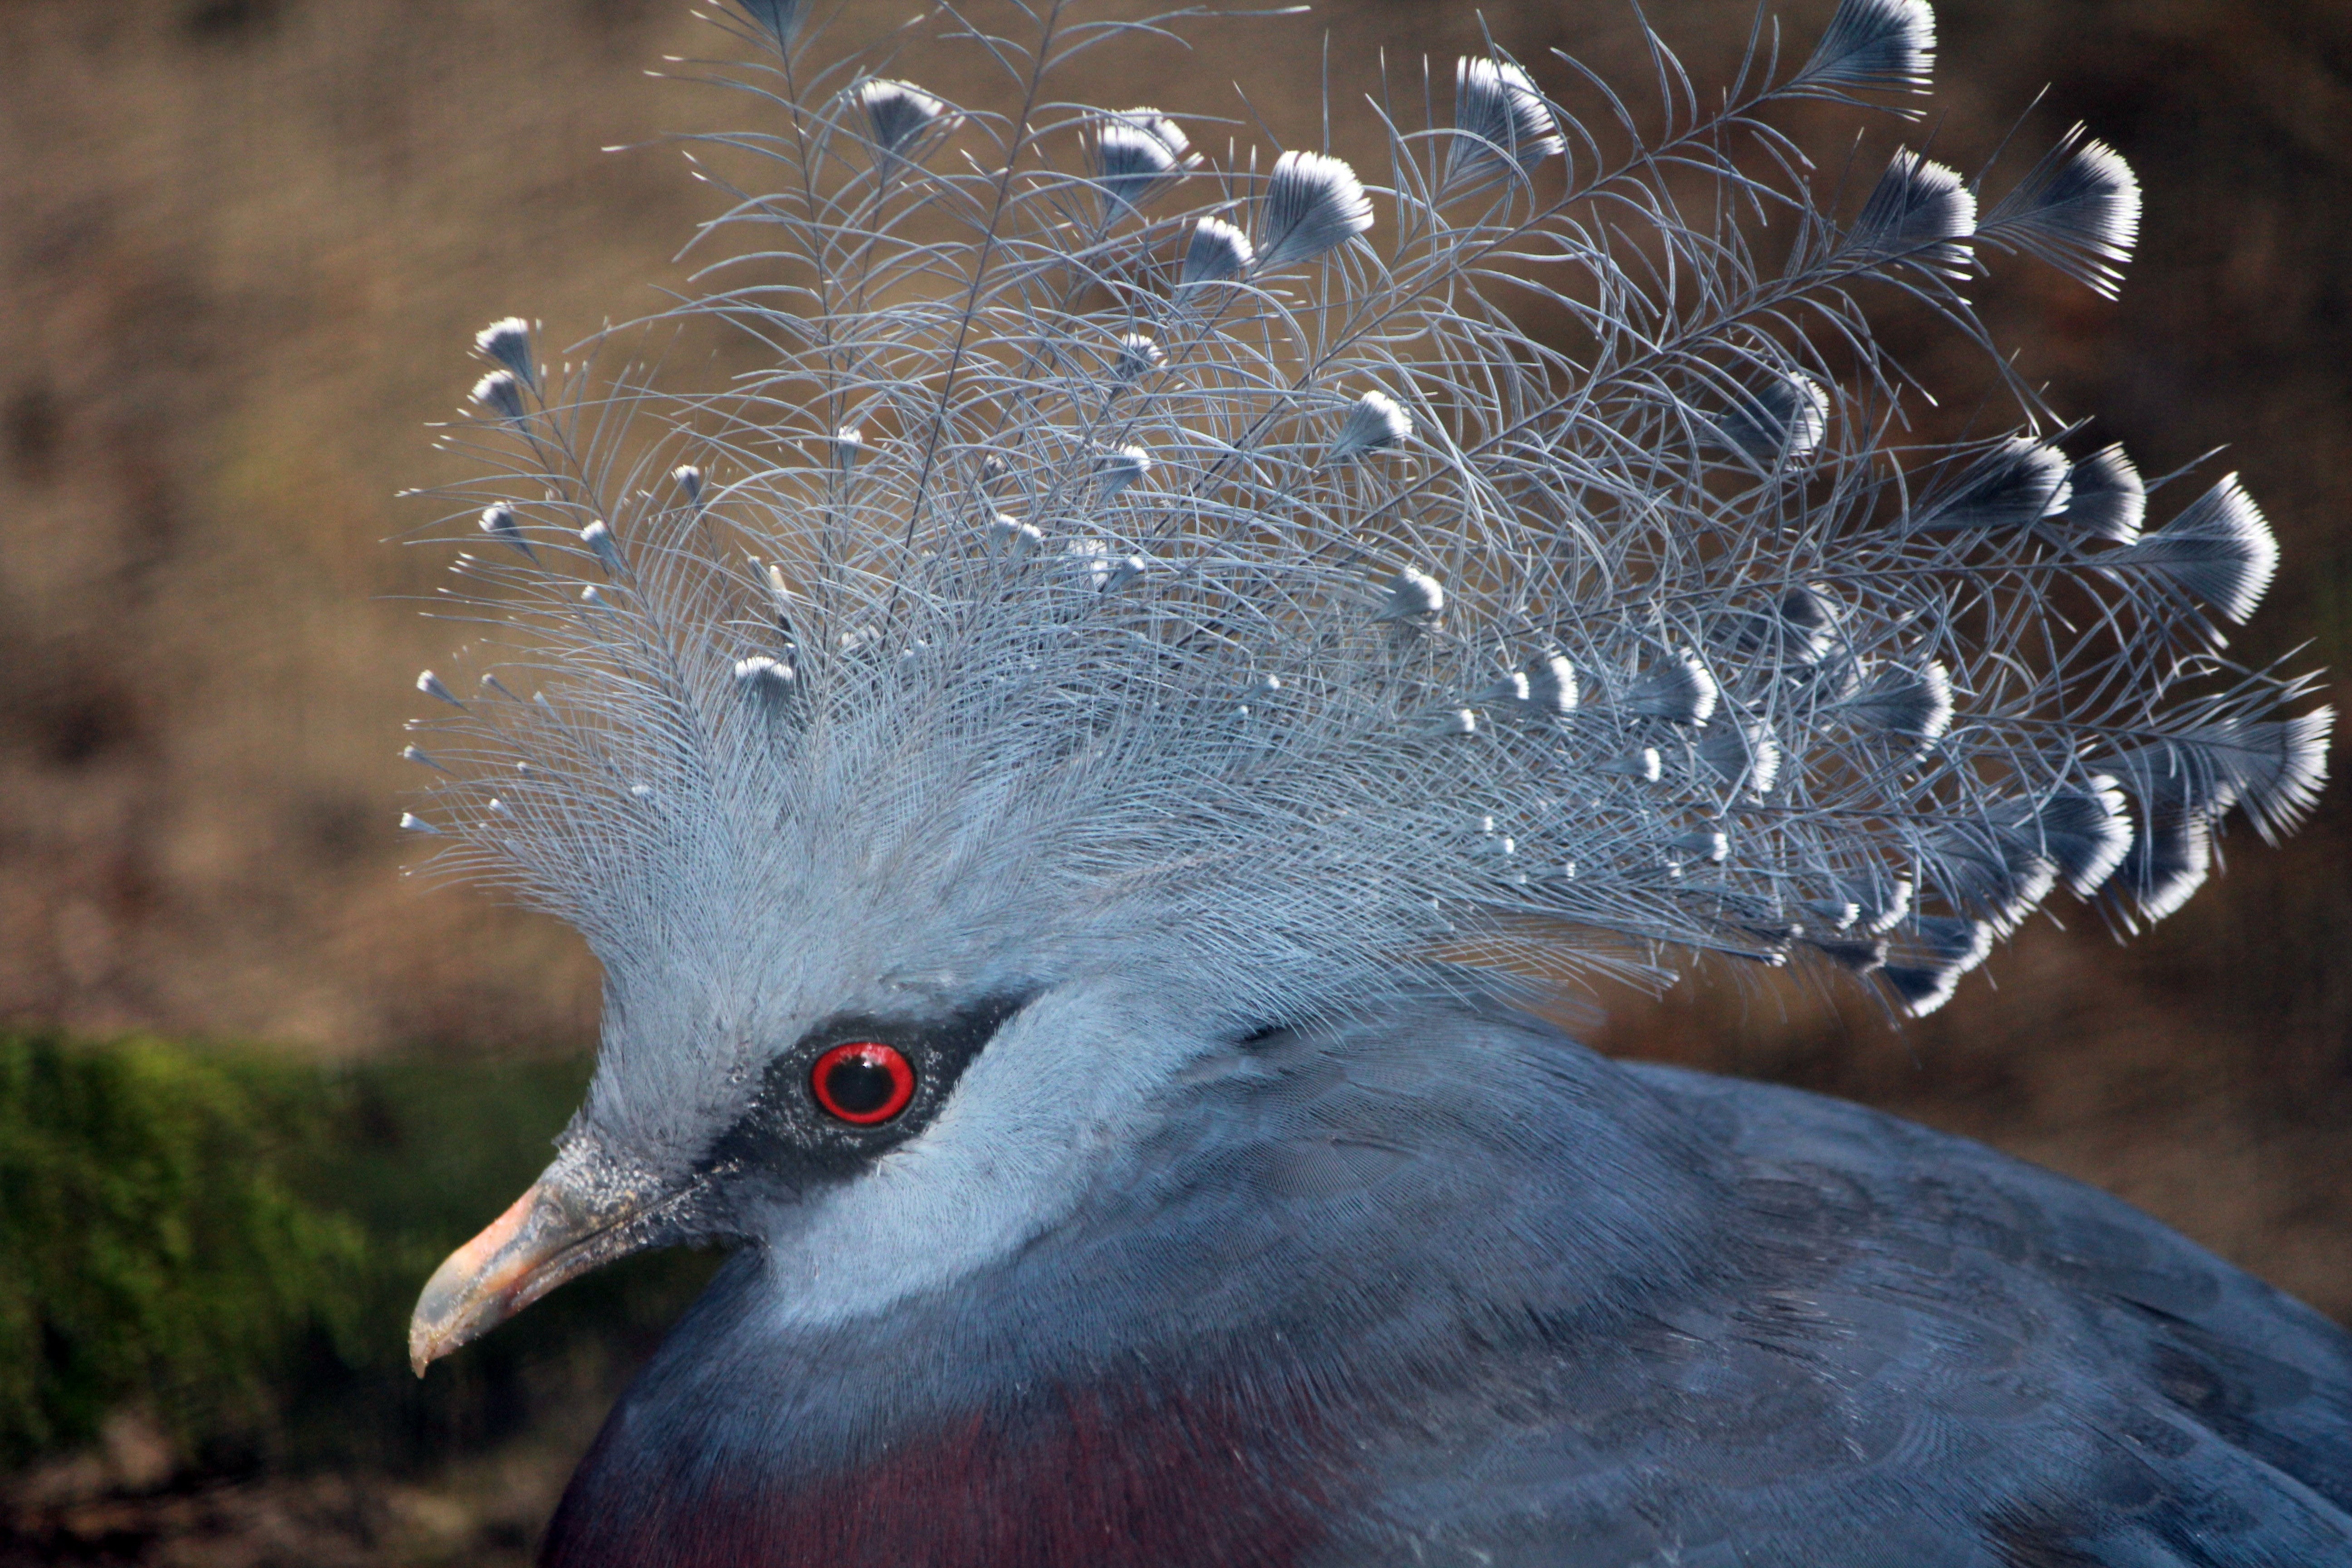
[408,1164,669,1376]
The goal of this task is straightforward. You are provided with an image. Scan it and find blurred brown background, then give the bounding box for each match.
[0,0,2347,1559]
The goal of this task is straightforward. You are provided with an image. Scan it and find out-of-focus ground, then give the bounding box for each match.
[0,0,2347,1561]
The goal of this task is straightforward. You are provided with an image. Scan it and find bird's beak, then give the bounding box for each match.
[407,1156,674,1376]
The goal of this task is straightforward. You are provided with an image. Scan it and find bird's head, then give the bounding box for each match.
[404,688,1312,1373]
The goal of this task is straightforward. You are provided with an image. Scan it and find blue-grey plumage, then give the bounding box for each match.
[534,1001,2352,1567]
[390,0,2348,1561]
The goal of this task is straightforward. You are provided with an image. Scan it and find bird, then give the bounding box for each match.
[397,0,2349,1562]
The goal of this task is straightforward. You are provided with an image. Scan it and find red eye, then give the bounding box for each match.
[810,1042,916,1125]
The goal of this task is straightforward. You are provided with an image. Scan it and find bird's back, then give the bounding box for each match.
[1340,1045,2352,1566]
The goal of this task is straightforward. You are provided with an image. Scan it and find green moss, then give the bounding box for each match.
[0,1032,716,1474]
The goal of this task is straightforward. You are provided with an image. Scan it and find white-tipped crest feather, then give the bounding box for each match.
[1450,57,1563,185]
[1257,150,1373,270]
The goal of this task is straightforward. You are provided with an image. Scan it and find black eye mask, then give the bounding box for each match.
[698,993,1033,1190]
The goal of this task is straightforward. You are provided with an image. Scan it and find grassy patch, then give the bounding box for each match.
[0,1032,716,1477]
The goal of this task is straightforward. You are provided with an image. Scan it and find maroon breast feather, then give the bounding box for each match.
[539,1367,1355,1568]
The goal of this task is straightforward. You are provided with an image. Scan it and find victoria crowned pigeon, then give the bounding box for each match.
[399,0,2350,1562]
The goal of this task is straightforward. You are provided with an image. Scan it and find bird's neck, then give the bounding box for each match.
[540,1007,1724,1568]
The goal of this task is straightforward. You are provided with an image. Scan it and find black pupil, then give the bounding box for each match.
[825,1056,899,1116]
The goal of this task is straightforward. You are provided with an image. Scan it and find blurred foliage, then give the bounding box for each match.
[0,1032,716,1476]
[0,1032,369,1467]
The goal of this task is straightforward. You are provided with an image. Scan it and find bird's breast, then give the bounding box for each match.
[538,1366,1350,1568]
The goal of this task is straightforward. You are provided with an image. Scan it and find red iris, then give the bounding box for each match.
[810,1041,916,1124]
